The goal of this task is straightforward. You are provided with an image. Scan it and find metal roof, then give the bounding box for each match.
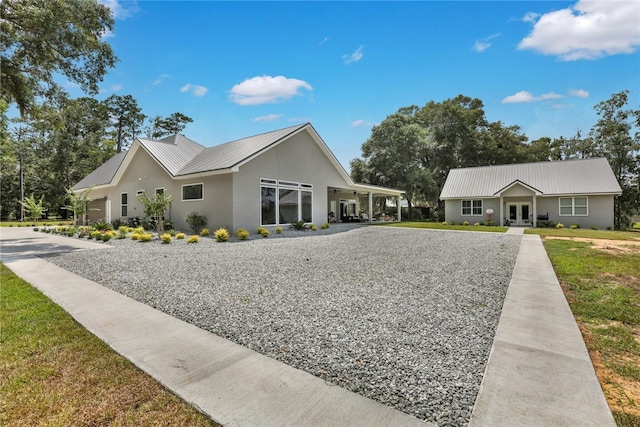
[72,150,127,190]
[177,123,307,175]
[439,158,622,199]
[138,134,206,176]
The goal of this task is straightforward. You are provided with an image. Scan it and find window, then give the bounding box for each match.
[121,193,128,217]
[462,199,483,216]
[260,178,313,225]
[155,188,165,196]
[559,197,588,216]
[182,183,203,201]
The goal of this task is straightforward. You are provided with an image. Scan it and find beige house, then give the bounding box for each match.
[439,158,622,229]
[74,123,404,231]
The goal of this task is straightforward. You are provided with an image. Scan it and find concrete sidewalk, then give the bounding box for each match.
[1,227,615,426]
[469,234,615,426]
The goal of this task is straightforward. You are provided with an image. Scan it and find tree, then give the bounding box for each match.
[137,190,173,235]
[64,186,94,226]
[149,112,194,139]
[104,95,146,152]
[590,90,640,229]
[0,0,117,118]
[20,195,46,222]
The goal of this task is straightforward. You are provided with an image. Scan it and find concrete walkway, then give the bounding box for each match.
[469,234,615,426]
[1,227,615,426]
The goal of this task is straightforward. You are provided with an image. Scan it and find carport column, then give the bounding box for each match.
[368,192,373,223]
[397,195,401,222]
[499,195,504,226]
[533,195,537,228]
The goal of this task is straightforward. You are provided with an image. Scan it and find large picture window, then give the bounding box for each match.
[260,179,312,225]
[182,183,203,201]
[559,197,588,216]
[461,199,483,216]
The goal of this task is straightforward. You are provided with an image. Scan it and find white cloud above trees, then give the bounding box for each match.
[502,88,589,104]
[342,46,364,64]
[229,75,312,105]
[180,84,208,97]
[518,0,640,60]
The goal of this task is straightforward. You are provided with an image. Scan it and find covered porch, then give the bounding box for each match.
[496,180,541,227]
[327,184,404,224]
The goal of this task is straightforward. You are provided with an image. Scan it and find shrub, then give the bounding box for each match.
[214,228,229,242]
[176,232,186,239]
[163,219,174,231]
[101,233,112,242]
[111,218,123,229]
[441,221,448,225]
[132,226,145,235]
[570,224,580,229]
[160,233,172,244]
[92,221,112,231]
[474,222,480,226]
[185,211,207,234]
[591,226,599,230]
[291,220,307,230]
[200,228,211,237]
[187,235,199,243]
[556,223,565,229]
[462,221,469,226]
[236,228,250,240]
[256,226,268,235]
[309,224,317,231]
[606,226,612,230]
[139,233,153,242]
[130,233,140,241]
[321,223,330,230]
[168,229,177,236]
[90,230,102,239]
[275,226,283,234]
[259,228,270,238]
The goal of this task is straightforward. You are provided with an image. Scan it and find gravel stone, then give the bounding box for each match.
[43,225,521,426]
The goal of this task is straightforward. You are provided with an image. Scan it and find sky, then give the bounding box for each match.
[77,0,640,170]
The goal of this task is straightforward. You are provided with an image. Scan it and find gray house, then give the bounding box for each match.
[439,158,622,228]
[73,123,404,231]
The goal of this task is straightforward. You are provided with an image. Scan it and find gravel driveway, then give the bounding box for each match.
[44,226,521,426]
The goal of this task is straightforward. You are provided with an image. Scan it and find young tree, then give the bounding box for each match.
[590,90,640,229]
[20,195,46,222]
[137,190,173,235]
[0,0,117,118]
[104,95,146,152]
[64,186,94,226]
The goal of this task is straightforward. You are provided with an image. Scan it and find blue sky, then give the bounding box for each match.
[85,0,639,170]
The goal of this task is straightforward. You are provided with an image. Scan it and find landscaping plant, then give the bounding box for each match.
[185,212,207,234]
[214,228,229,242]
[138,190,173,236]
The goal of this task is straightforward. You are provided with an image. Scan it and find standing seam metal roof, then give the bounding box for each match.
[137,134,206,176]
[439,158,622,199]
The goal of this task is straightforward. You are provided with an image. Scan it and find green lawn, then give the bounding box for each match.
[525,227,640,241]
[0,264,218,427]
[376,221,508,233]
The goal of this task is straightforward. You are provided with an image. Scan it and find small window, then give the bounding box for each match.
[136,190,144,196]
[462,199,483,216]
[182,183,203,201]
[121,193,128,217]
[559,197,588,216]
[155,188,165,195]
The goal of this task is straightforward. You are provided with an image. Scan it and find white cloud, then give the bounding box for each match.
[111,84,123,92]
[98,0,139,20]
[180,84,208,97]
[502,90,563,104]
[518,0,640,60]
[319,37,330,46]
[569,88,589,98]
[351,119,375,127]
[253,114,283,122]
[474,34,500,52]
[153,74,170,85]
[229,75,312,106]
[342,46,364,64]
[522,12,540,23]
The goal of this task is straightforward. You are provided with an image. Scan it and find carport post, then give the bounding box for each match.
[368,192,373,223]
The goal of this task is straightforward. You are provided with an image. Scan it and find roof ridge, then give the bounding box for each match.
[451,157,606,172]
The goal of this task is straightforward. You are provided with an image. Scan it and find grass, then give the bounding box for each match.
[376,220,508,233]
[0,264,219,427]
[538,232,640,426]
[526,227,640,241]
[1,220,72,227]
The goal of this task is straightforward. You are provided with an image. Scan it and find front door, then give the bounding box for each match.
[507,202,532,226]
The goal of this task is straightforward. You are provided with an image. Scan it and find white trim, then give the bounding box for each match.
[181,182,204,201]
[559,196,588,216]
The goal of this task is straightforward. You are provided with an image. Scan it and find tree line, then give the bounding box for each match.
[0,0,192,220]
[350,93,640,229]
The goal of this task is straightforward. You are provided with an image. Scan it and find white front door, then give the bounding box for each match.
[507,202,532,226]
